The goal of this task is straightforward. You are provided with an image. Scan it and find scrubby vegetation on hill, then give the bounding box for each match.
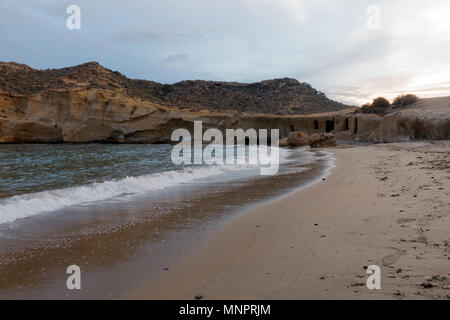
[0,61,349,115]
[361,96,391,115]
[393,94,419,107]
[360,94,420,115]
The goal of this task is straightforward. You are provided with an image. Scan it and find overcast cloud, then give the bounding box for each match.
[1,0,449,105]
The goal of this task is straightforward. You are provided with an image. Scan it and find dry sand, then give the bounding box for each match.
[128,141,450,300]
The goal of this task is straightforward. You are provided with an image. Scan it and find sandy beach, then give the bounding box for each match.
[2,0,450,306]
[0,146,332,299]
[129,141,450,300]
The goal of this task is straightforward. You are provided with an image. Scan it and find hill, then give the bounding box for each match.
[0,61,348,115]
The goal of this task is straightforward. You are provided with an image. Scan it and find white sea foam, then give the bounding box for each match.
[0,146,292,225]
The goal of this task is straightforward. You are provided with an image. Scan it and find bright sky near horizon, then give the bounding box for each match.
[1,0,449,105]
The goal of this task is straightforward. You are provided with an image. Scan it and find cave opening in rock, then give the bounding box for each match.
[325,120,334,132]
[345,118,349,130]
[313,120,319,130]
[354,118,358,134]
[290,124,294,132]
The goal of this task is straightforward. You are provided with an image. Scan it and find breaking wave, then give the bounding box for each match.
[0,146,291,224]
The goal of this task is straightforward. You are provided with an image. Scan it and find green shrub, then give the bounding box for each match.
[360,102,371,113]
[371,97,390,109]
[393,94,419,106]
[361,97,390,115]
[161,84,173,94]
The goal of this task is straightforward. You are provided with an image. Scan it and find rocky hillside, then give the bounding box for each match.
[0,61,348,115]
[1,61,447,144]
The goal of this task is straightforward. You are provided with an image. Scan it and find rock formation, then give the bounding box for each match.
[0,61,348,115]
[286,131,336,148]
[345,97,450,143]
[309,133,336,148]
[0,61,449,144]
[287,131,310,147]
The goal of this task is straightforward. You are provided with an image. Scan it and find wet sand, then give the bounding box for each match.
[128,141,450,300]
[0,149,331,299]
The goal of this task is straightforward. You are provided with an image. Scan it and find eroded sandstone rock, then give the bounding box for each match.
[353,97,450,143]
[309,133,336,148]
[278,138,289,147]
[1,62,448,144]
[287,131,310,147]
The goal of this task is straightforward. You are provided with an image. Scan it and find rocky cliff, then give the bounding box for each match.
[350,96,450,143]
[0,61,350,143]
[0,85,354,143]
[0,61,448,144]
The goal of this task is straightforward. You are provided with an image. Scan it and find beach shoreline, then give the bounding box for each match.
[0,147,331,299]
[128,141,450,300]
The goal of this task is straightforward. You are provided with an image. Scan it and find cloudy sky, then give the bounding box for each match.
[1,0,449,105]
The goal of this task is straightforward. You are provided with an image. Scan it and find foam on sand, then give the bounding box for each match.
[0,146,292,225]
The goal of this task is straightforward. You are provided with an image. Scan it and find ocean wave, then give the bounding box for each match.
[0,146,292,224]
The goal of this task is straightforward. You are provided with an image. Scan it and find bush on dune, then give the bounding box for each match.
[371,97,391,109]
[360,102,372,113]
[360,94,420,116]
[361,97,390,115]
[392,94,419,106]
